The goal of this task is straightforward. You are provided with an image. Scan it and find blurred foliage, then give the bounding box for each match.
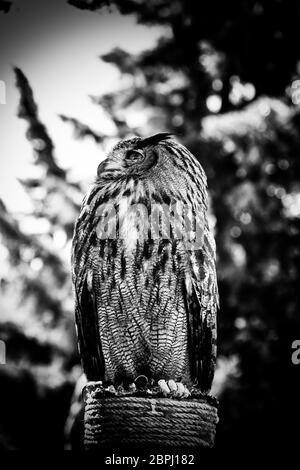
[0,0,11,14]
[0,69,82,450]
[1,0,300,450]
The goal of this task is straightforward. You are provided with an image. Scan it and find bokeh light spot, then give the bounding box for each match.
[206,94,222,113]
[230,226,242,238]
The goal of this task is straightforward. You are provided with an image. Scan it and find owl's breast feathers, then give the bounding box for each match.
[72,142,218,391]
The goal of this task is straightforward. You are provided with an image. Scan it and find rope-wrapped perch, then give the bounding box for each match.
[83,381,218,449]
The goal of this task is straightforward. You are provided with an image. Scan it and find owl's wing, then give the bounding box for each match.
[74,279,104,381]
[185,228,219,392]
[72,188,105,381]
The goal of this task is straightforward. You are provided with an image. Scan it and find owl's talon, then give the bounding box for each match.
[128,382,137,392]
[107,385,117,394]
[158,379,190,397]
[174,382,185,397]
[181,384,191,398]
[158,379,170,396]
[157,380,191,397]
[167,379,177,393]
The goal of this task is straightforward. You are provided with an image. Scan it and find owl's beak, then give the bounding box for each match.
[97,160,106,174]
[97,161,107,175]
[97,159,123,179]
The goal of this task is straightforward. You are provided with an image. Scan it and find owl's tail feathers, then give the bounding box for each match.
[198,312,217,393]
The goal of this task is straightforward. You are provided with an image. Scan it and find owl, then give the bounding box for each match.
[72,133,218,396]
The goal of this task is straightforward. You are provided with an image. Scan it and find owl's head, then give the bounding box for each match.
[97,132,177,180]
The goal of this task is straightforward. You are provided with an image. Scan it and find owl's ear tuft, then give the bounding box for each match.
[137,132,173,149]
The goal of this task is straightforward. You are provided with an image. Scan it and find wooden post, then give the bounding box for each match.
[83,381,218,450]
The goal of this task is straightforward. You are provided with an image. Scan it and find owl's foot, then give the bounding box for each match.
[158,379,191,398]
[107,376,148,394]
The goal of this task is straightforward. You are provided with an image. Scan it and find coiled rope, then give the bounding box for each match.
[83,382,218,449]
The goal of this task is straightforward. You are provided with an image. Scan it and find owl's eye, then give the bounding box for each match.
[125,149,144,164]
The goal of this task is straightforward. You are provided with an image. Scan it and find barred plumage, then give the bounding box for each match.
[72,133,218,392]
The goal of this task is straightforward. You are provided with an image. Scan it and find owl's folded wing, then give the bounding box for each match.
[74,277,105,381]
[185,228,219,392]
[72,189,105,381]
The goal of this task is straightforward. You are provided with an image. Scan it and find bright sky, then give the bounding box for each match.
[0,0,165,212]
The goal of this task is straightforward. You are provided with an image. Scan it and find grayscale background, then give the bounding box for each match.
[0,0,299,451]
